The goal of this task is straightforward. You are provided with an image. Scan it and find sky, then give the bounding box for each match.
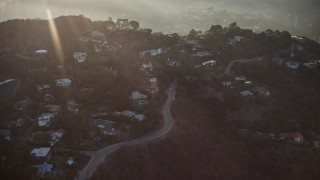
[0,0,319,37]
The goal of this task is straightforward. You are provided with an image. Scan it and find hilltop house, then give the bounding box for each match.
[129,91,148,108]
[46,105,61,112]
[49,129,65,146]
[140,48,166,58]
[91,31,105,41]
[166,58,180,67]
[142,62,153,71]
[55,78,72,87]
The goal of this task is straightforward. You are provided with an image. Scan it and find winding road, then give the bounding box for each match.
[224,57,265,76]
[77,80,177,180]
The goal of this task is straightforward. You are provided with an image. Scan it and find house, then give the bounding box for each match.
[286,61,300,69]
[37,163,53,176]
[202,60,216,66]
[0,79,18,102]
[78,36,90,42]
[129,91,147,101]
[0,129,11,141]
[91,31,105,40]
[34,50,48,55]
[303,60,317,68]
[234,36,244,42]
[49,129,65,146]
[46,105,60,112]
[30,147,52,160]
[14,97,33,110]
[272,57,285,66]
[14,118,25,127]
[66,157,74,166]
[67,100,80,113]
[142,62,153,71]
[134,114,145,121]
[115,110,136,117]
[166,58,180,67]
[253,87,271,96]
[73,52,87,63]
[240,90,253,97]
[193,51,211,57]
[44,93,54,104]
[55,78,72,87]
[222,81,232,87]
[280,132,304,143]
[140,48,166,57]
[37,85,51,94]
[149,78,159,93]
[38,113,57,127]
[235,76,246,81]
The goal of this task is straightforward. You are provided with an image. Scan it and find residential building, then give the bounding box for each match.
[115,110,136,117]
[46,105,60,112]
[235,76,247,81]
[91,31,105,40]
[73,52,87,63]
[34,50,48,55]
[0,79,18,102]
[134,114,145,121]
[140,48,166,58]
[55,78,72,87]
[240,90,253,97]
[253,87,271,96]
[38,113,57,127]
[30,147,52,160]
[280,132,304,143]
[202,60,216,66]
[49,129,65,146]
[14,97,32,110]
[166,58,180,67]
[222,81,232,87]
[0,129,11,141]
[37,85,51,94]
[37,163,53,176]
[286,61,300,69]
[193,51,210,57]
[303,60,317,68]
[142,62,153,71]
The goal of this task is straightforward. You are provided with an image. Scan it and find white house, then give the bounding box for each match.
[38,113,57,127]
[202,60,216,66]
[240,90,253,97]
[140,48,166,57]
[142,62,153,71]
[55,78,72,87]
[234,36,244,42]
[235,76,246,81]
[73,52,87,63]
[30,147,52,160]
[91,31,105,40]
[193,51,210,57]
[166,58,180,67]
[34,50,48,55]
[222,81,232,87]
[303,60,317,68]
[134,114,145,121]
[286,61,300,69]
[129,91,147,101]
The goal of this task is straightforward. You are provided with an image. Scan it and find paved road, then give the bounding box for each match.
[224,57,264,76]
[77,80,177,180]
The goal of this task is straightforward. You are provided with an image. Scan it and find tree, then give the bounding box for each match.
[128,20,139,31]
[209,25,223,34]
[188,29,202,38]
[106,20,116,30]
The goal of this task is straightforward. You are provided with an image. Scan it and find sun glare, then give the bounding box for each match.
[46,9,64,64]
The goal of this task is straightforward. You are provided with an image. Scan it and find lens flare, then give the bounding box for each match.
[46,9,64,63]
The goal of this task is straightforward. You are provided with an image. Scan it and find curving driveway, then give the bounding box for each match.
[77,80,177,180]
[224,57,264,76]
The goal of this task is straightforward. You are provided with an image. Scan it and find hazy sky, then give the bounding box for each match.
[0,0,319,37]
